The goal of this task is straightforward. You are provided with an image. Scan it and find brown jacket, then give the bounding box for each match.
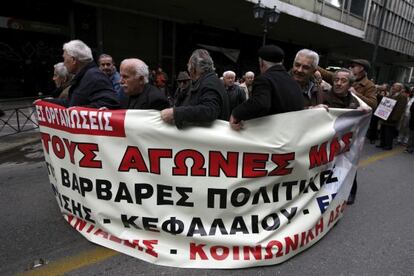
[302,81,324,108]
[318,67,377,109]
[382,93,408,126]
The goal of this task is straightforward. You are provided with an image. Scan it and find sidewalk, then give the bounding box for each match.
[0,131,41,154]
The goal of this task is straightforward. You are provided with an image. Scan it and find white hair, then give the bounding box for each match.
[295,49,319,68]
[54,62,70,78]
[121,58,149,83]
[63,40,93,63]
[188,49,215,74]
[244,71,255,78]
[223,71,236,78]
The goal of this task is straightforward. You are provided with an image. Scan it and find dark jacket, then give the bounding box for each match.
[409,102,414,130]
[174,71,230,128]
[47,62,120,109]
[232,64,304,120]
[226,85,246,112]
[323,90,360,109]
[123,83,169,111]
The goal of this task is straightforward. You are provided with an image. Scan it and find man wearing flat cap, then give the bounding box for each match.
[174,71,191,106]
[318,59,377,109]
[230,45,304,130]
[347,59,377,108]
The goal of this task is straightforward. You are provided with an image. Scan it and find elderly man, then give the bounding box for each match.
[230,45,303,130]
[240,71,255,99]
[98,54,125,102]
[378,82,408,150]
[323,69,360,109]
[319,59,377,109]
[322,68,361,204]
[291,49,324,107]
[51,62,73,99]
[119,58,169,110]
[223,70,246,112]
[174,71,191,106]
[161,49,229,128]
[46,40,119,109]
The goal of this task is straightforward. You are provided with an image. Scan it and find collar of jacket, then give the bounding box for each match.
[355,75,370,87]
[267,63,286,72]
[190,71,215,93]
[72,61,97,82]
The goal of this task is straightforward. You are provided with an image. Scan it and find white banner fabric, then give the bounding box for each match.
[35,101,370,269]
[374,96,397,120]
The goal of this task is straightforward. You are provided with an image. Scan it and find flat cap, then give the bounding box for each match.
[176,71,190,81]
[258,45,284,63]
[350,59,371,71]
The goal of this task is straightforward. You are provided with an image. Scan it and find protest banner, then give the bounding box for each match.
[35,100,370,268]
[374,96,397,120]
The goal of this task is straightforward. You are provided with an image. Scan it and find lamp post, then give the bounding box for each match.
[253,0,280,46]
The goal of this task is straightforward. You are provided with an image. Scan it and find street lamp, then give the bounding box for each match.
[253,0,280,46]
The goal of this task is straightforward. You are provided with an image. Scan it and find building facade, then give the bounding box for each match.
[1,0,413,98]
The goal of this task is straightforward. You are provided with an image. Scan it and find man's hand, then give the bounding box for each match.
[161,108,175,124]
[98,106,108,110]
[229,115,243,131]
[357,105,371,113]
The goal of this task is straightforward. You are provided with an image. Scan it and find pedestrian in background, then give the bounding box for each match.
[98,54,125,102]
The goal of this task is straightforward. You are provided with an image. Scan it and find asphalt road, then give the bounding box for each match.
[0,140,413,275]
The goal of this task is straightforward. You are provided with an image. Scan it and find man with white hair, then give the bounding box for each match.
[223,70,246,112]
[51,62,73,99]
[119,58,169,110]
[161,49,229,128]
[240,71,255,99]
[47,39,119,109]
[291,49,324,107]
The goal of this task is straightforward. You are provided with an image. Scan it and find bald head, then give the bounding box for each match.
[120,58,149,96]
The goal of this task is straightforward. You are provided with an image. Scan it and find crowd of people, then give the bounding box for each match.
[43,39,414,204]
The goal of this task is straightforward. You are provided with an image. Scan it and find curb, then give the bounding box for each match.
[0,134,41,154]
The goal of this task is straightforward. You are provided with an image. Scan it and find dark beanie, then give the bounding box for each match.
[258,45,284,63]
